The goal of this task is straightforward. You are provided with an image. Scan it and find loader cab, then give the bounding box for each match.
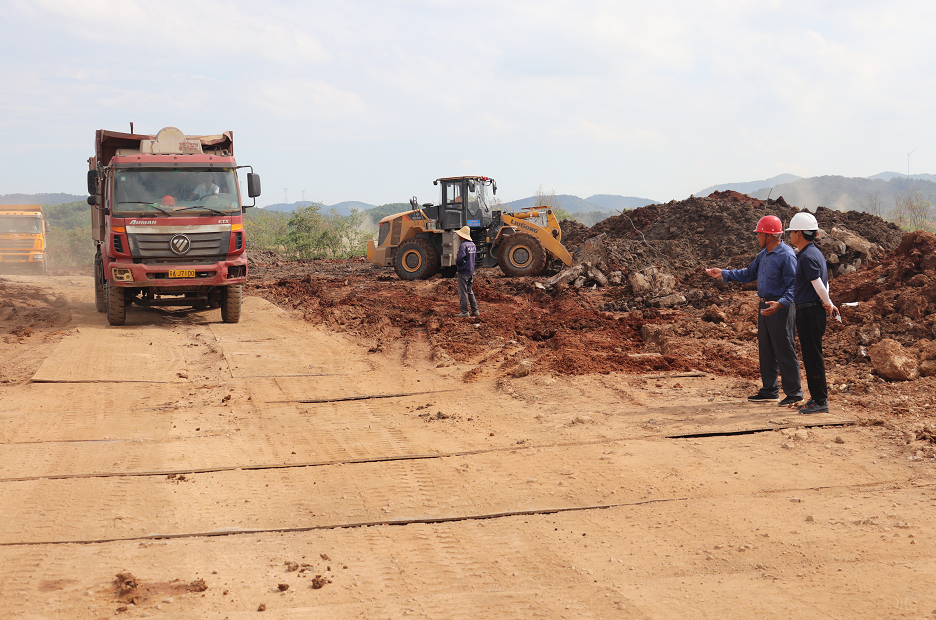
[436,176,495,232]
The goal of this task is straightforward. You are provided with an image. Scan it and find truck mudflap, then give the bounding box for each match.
[106,257,248,287]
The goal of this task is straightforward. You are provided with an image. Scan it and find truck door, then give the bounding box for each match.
[441,180,464,230]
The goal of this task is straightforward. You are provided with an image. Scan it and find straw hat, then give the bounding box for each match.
[455,226,472,240]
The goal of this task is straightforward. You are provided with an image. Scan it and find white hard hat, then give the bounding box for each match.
[787,212,819,231]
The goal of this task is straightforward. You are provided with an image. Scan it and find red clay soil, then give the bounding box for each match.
[246,206,935,439]
[248,259,758,379]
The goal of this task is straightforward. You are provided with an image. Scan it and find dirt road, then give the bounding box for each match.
[1,274,934,619]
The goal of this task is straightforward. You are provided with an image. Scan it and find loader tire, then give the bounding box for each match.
[221,284,243,323]
[393,238,440,281]
[498,233,546,277]
[94,254,106,313]
[106,281,126,326]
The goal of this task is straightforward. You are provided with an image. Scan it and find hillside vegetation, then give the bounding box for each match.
[750,175,936,226]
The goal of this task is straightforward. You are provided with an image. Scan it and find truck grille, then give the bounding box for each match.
[128,231,230,258]
[0,239,36,251]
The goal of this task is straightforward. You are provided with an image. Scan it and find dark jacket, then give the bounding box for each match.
[793,242,828,305]
[455,239,476,275]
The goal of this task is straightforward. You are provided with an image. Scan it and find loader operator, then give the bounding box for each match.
[454,226,479,318]
[705,215,803,407]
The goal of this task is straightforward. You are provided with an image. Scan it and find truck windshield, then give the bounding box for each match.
[113,168,240,215]
[0,216,42,233]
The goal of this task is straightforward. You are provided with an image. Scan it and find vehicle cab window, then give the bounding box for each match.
[445,182,462,206]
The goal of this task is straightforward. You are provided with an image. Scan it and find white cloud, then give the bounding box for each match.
[2,0,936,201]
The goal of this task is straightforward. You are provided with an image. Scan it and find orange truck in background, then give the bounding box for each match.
[0,205,48,274]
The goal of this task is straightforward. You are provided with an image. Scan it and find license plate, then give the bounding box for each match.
[168,270,196,278]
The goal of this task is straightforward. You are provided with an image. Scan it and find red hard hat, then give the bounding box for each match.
[754,215,783,234]
[161,195,176,207]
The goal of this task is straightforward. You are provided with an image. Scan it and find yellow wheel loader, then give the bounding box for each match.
[367,176,572,280]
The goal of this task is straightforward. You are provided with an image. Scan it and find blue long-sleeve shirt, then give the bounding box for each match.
[721,242,797,307]
[456,239,476,275]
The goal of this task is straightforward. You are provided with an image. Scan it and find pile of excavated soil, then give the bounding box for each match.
[829,230,936,353]
[560,191,903,292]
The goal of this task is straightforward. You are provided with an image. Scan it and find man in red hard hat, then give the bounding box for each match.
[705,215,802,407]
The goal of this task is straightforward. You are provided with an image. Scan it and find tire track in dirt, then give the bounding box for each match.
[0,435,917,545]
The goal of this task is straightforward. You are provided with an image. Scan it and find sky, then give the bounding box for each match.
[1,0,935,207]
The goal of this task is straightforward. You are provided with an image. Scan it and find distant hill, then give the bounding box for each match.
[696,174,803,198]
[867,171,936,183]
[584,195,659,210]
[749,175,936,212]
[363,203,411,223]
[0,193,86,205]
[261,200,377,215]
[505,194,656,213]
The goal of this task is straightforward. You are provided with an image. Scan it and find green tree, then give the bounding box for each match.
[284,205,372,259]
[891,186,934,232]
[859,190,884,218]
[286,203,329,259]
[40,200,94,267]
[244,208,291,252]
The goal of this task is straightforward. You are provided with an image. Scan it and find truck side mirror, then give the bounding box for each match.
[87,170,99,195]
[87,195,101,206]
[247,173,261,198]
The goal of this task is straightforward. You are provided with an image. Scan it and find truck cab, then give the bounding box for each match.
[0,205,48,274]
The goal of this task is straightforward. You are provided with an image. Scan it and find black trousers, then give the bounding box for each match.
[795,304,828,404]
[757,301,802,399]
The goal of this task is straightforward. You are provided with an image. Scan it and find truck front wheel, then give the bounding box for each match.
[94,255,106,313]
[106,281,126,325]
[393,238,439,281]
[497,233,546,277]
[221,284,242,323]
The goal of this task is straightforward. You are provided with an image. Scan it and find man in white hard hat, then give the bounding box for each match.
[705,215,802,407]
[454,226,479,318]
[787,211,839,415]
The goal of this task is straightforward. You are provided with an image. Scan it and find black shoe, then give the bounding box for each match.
[748,393,779,402]
[778,395,803,407]
[799,400,829,415]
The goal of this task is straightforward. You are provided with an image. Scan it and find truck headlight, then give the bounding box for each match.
[33,254,43,260]
[112,268,134,282]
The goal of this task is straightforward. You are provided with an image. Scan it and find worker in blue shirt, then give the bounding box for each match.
[454,226,479,318]
[705,216,802,407]
[787,212,839,415]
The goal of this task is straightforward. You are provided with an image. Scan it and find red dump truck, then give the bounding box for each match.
[88,126,261,325]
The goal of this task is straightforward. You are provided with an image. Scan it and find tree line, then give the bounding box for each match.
[33,185,935,269]
[860,187,934,232]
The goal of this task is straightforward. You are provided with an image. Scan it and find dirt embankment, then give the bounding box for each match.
[245,195,935,445]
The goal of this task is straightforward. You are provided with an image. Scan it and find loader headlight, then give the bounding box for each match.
[112,268,134,282]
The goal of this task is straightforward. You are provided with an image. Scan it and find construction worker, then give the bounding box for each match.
[787,212,838,415]
[454,226,479,318]
[705,215,802,407]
